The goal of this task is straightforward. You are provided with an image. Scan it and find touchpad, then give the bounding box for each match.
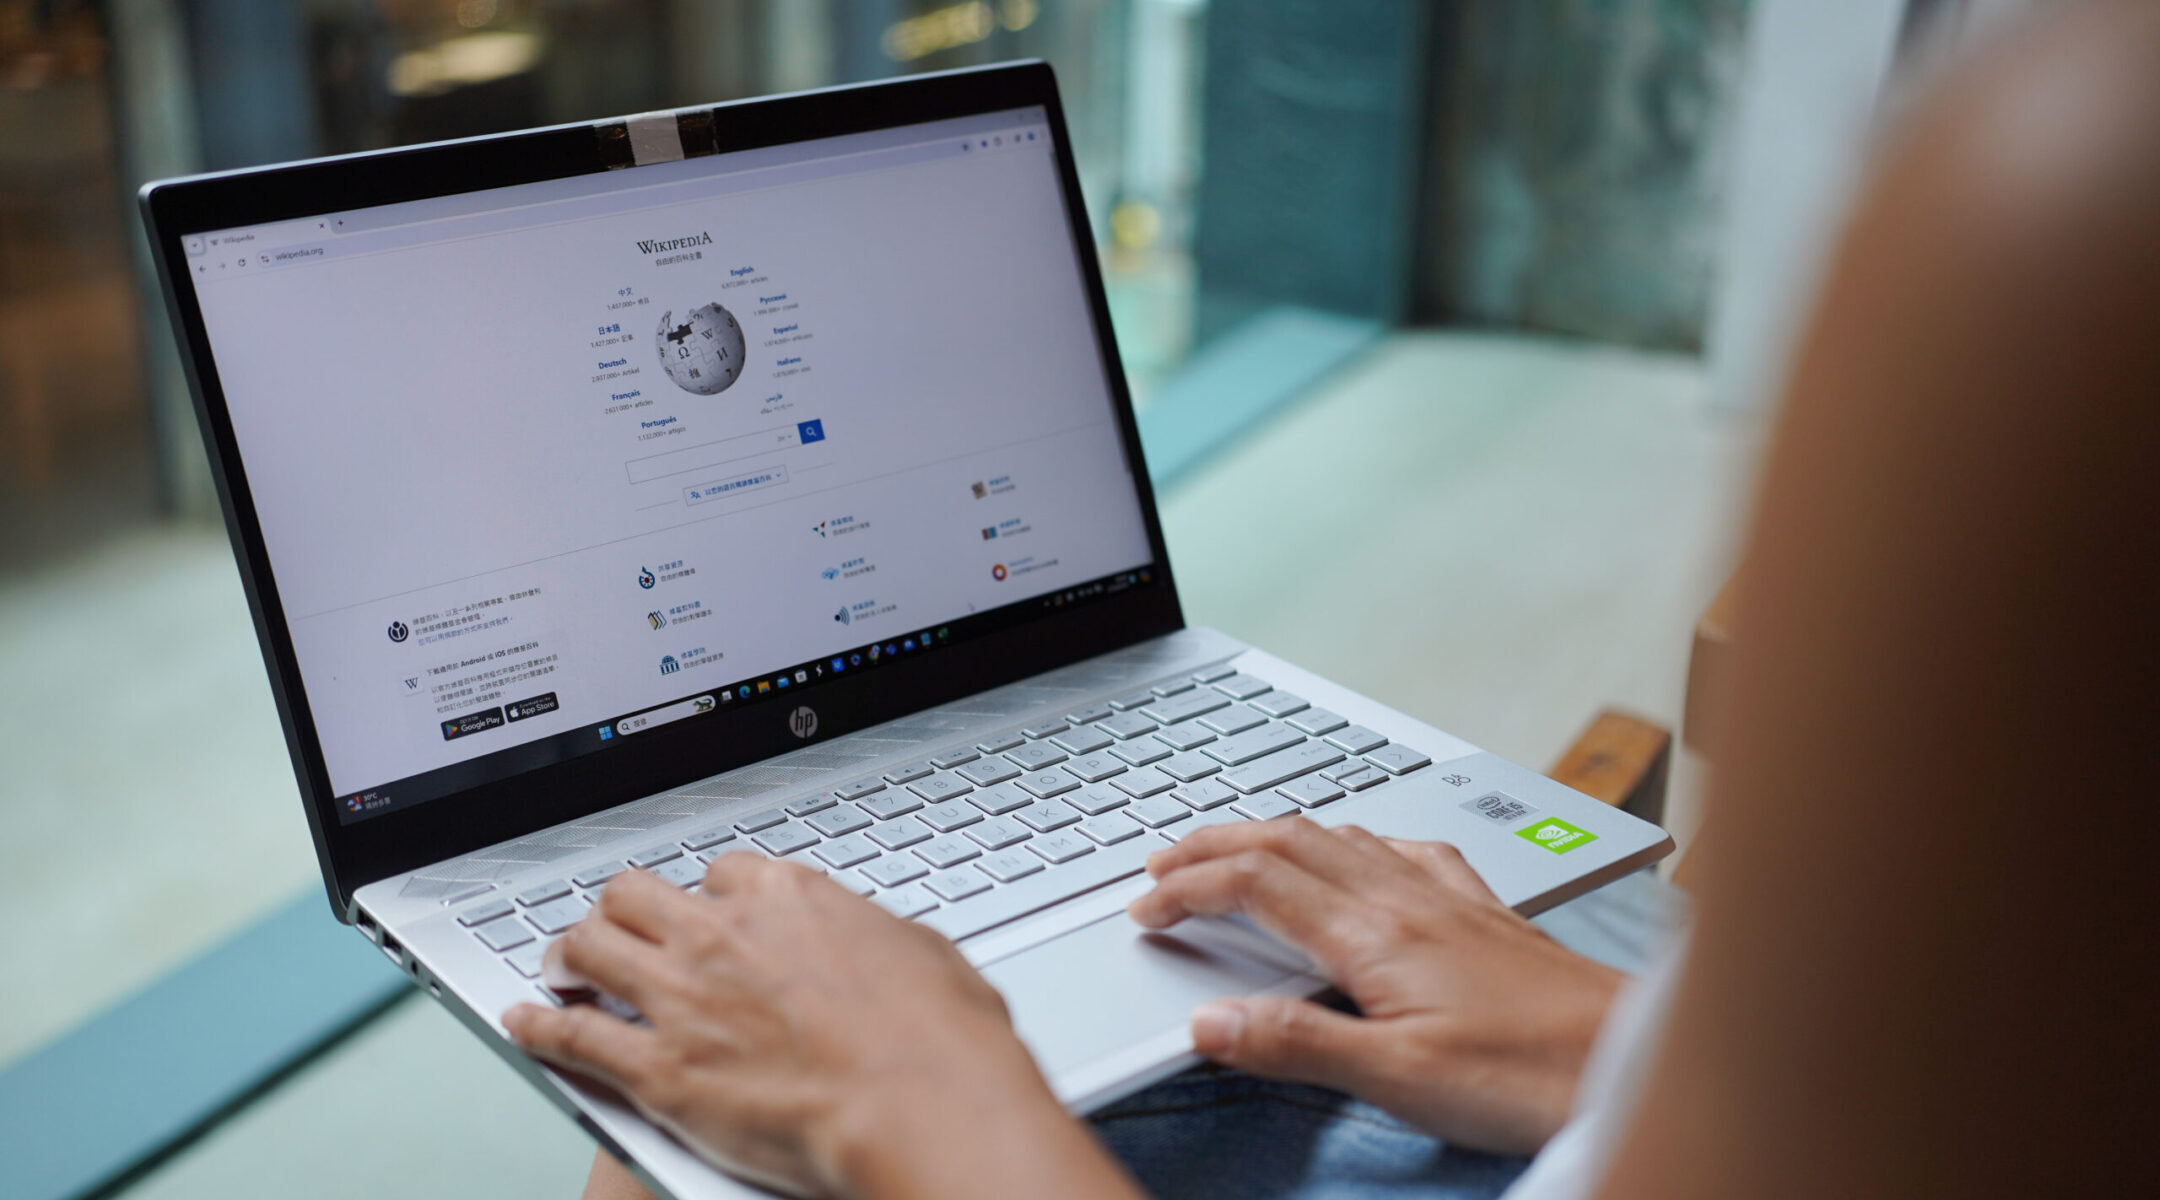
[981,911,1321,1080]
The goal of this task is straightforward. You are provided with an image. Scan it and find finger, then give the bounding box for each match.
[1381,838,1503,906]
[1145,817,1379,890]
[596,869,699,942]
[503,1001,659,1093]
[1189,995,1387,1095]
[696,847,787,896]
[549,913,680,1007]
[1128,850,1360,971]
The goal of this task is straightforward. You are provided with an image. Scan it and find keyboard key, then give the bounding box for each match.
[1110,689,1159,710]
[571,864,626,888]
[628,844,683,869]
[1028,831,1096,863]
[1174,778,1240,810]
[477,920,535,951]
[1231,792,1300,821]
[1211,673,1273,700]
[1154,722,1218,752]
[1096,711,1160,740]
[814,833,880,869]
[1191,664,1237,684]
[1250,691,1310,718]
[459,899,515,926]
[919,801,983,832]
[1061,753,1127,783]
[1288,708,1349,736]
[1204,724,1305,766]
[834,778,886,801]
[1150,679,1196,697]
[867,821,933,851]
[1220,741,1346,793]
[914,835,982,869]
[873,882,939,918]
[1022,721,1069,739]
[926,870,993,902]
[753,823,821,856]
[1111,769,1178,798]
[1065,705,1115,725]
[1365,744,1433,775]
[785,794,837,817]
[651,856,705,888]
[827,868,877,896]
[1051,727,1114,755]
[680,828,733,852]
[958,757,1023,787]
[863,854,929,887]
[733,808,787,834]
[1110,739,1172,766]
[1278,776,1346,808]
[966,816,1032,850]
[1198,704,1268,736]
[523,895,587,936]
[976,734,1025,754]
[968,782,1035,815]
[1065,783,1131,815]
[908,773,975,803]
[515,880,570,907]
[1016,799,1082,832]
[503,939,548,978]
[1017,770,1081,799]
[883,762,934,785]
[1006,743,1068,771]
[1322,761,1386,788]
[1143,690,1230,726]
[1078,814,1146,844]
[1326,726,1389,755]
[808,806,873,838]
[929,749,980,770]
[977,851,1044,883]
[859,791,924,821]
[1158,751,1224,782]
[1126,795,1193,828]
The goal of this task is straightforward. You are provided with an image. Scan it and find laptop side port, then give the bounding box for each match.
[377,929,407,968]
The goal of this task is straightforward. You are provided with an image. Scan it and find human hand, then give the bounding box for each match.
[1128,819,1621,1155]
[503,856,1140,1200]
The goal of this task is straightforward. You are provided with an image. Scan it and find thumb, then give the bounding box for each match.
[1191,996,1381,1092]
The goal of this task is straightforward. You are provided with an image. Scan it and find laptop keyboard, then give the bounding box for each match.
[452,664,1432,989]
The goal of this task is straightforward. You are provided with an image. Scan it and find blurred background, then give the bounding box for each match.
[2,1,1974,1197]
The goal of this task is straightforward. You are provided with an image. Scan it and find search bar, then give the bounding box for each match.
[625,418,824,484]
[616,693,715,737]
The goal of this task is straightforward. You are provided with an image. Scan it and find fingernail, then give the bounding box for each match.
[501,1006,529,1038]
[1192,1001,1244,1055]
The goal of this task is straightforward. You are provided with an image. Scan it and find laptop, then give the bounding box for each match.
[141,62,1672,1199]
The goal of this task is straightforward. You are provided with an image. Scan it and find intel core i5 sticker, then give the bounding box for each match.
[1516,818,1598,854]
[1461,792,1537,825]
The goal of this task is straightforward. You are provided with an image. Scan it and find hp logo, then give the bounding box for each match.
[788,706,819,739]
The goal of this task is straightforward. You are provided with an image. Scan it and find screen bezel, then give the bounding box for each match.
[139,62,1185,918]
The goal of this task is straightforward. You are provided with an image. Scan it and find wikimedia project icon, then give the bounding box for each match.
[647,611,666,630]
[386,620,409,643]
[1516,818,1597,855]
[638,567,656,589]
[991,563,1008,581]
[834,606,851,626]
[659,655,680,676]
[970,481,987,499]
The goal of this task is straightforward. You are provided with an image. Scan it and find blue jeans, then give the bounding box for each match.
[1091,1065,1529,1200]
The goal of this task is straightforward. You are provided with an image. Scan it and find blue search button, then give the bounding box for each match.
[797,419,825,444]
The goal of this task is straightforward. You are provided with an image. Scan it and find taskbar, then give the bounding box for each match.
[334,564,1158,824]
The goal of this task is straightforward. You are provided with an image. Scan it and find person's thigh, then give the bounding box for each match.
[1090,1066,1530,1200]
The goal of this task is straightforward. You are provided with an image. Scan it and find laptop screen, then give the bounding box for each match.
[185,106,1155,825]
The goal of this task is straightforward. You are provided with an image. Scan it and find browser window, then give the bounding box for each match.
[187,109,1154,822]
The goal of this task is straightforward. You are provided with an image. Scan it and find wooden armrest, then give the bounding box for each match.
[1546,709,1672,824]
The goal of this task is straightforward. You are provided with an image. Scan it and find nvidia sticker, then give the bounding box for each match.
[1516,818,1597,854]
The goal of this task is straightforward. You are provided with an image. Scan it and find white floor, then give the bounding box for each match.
[0,330,1760,1197]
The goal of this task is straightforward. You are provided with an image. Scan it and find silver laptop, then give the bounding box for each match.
[141,63,1671,1199]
